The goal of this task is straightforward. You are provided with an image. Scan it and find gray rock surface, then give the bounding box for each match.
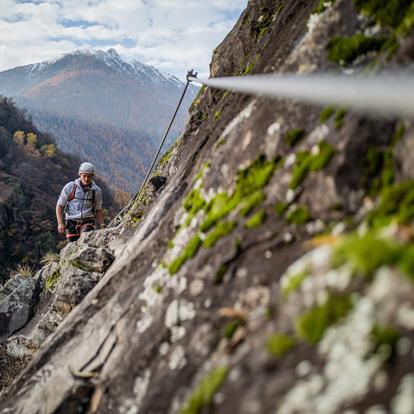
[0,275,37,343]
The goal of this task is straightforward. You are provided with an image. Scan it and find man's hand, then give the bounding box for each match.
[58,223,65,234]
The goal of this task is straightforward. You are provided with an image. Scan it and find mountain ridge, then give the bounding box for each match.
[0,48,197,193]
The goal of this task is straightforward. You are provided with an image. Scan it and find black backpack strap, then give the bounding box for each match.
[92,189,96,214]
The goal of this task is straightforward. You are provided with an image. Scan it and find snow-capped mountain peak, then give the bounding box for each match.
[22,48,185,88]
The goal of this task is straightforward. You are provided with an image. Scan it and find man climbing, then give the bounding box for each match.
[56,162,104,242]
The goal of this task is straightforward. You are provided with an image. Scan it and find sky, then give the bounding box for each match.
[0,0,247,80]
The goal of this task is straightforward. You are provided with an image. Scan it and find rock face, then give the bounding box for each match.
[1,0,414,413]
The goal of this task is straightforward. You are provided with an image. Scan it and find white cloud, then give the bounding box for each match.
[0,0,247,79]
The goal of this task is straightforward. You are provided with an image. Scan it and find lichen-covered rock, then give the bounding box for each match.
[2,0,414,412]
[0,275,38,343]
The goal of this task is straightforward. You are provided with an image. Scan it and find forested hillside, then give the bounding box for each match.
[0,97,119,282]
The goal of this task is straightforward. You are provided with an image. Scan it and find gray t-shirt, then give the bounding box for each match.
[57,178,103,220]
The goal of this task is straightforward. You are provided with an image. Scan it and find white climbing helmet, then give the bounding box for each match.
[79,162,95,175]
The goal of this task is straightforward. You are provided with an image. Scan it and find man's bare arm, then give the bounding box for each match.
[56,205,65,234]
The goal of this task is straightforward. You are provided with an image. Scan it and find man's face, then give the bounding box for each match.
[79,173,94,186]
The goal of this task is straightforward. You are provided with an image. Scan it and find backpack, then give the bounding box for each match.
[65,182,96,214]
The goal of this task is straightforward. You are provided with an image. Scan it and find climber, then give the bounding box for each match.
[56,162,104,242]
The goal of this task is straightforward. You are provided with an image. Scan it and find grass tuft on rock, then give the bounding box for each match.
[45,269,61,291]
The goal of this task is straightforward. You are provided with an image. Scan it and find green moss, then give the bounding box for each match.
[398,3,414,36]
[266,334,296,358]
[223,319,245,339]
[327,34,389,65]
[152,283,163,294]
[258,26,269,39]
[392,123,406,146]
[333,232,400,276]
[290,141,335,189]
[334,108,347,130]
[311,141,336,171]
[201,156,280,231]
[167,240,175,249]
[203,221,236,248]
[45,269,60,291]
[314,0,337,14]
[201,192,237,232]
[180,366,228,414]
[285,128,306,147]
[333,229,414,281]
[290,152,312,189]
[275,201,288,216]
[214,137,227,149]
[183,188,206,226]
[190,85,206,111]
[168,234,202,274]
[369,181,414,228]
[193,162,210,182]
[245,210,266,229]
[353,0,413,30]
[215,264,228,284]
[295,295,353,344]
[319,106,335,123]
[242,62,255,76]
[239,190,266,217]
[282,269,309,298]
[363,147,394,195]
[214,110,222,120]
[235,156,280,196]
[286,205,311,225]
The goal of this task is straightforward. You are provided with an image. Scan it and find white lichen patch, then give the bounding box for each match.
[277,298,383,414]
[159,341,170,356]
[307,124,329,145]
[242,130,253,150]
[165,299,196,343]
[267,122,281,136]
[169,345,187,370]
[136,314,153,334]
[235,286,270,321]
[221,100,256,139]
[285,153,296,168]
[190,279,204,296]
[391,374,414,414]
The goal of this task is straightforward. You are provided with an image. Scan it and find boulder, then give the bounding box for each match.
[0,275,38,343]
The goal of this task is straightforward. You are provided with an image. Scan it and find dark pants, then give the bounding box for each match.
[65,219,95,242]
